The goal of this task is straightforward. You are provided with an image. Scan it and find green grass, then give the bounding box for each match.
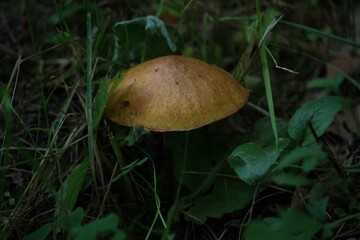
[1,1,360,239]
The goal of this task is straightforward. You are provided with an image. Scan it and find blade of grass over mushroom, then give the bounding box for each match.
[256,0,279,148]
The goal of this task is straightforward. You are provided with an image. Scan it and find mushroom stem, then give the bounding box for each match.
[162,131,190,239]
[163,133,174,209]
[162,144,227,239]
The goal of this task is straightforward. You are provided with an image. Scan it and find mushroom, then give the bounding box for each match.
[105,55,249,131]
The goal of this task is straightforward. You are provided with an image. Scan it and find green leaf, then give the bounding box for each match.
[245,208,322,240]
[113,15,180,65]
[288,96,347,145]
[57,207,85,233]
[228,139,289,184]
[187,179,257,224]
[272,173,311,186]
[249,118,289,146]
[244,221,287,240]
[24,208,84,240]
[278,143,326,172]
[273,208,322,239]
[23,222,54,240]
[93,76,112,131]
[73,214,126,240]
[306,76,343,94]
[23,208,126,240]
[55,158,90,218]
[306,184,329,222]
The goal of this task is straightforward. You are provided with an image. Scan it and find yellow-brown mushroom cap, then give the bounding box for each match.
[105,55,249,132]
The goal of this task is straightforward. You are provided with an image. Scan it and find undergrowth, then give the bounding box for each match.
[1,1,360,239]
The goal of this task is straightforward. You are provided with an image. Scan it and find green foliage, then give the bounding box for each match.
[55,158,90,218]
[24,208,126,240]
[249,118,289,146]
[306,76,344,94]
[306,184,329,222]
[93,75,112,131]
[288,96,347,145]
[228,139,289,184]
[244,208,322,240]
[0,85,13,169]
[277,143,326,172]
[272,173,311,186]
[2,1,360,239]
[113,15,181,66]
[187,179,256,223]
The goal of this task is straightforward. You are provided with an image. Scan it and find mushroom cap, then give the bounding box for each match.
[105,55,249,132]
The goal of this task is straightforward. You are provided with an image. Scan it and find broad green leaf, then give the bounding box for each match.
[113,15,180,65]
[228,139,289,184]
[187,179,256,224]
[55,158,90,218]
[288,96,347,145]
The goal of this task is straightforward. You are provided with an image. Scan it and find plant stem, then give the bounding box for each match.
[256,0,279,148]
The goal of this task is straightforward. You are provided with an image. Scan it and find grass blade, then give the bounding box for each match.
[256,0,279,148]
